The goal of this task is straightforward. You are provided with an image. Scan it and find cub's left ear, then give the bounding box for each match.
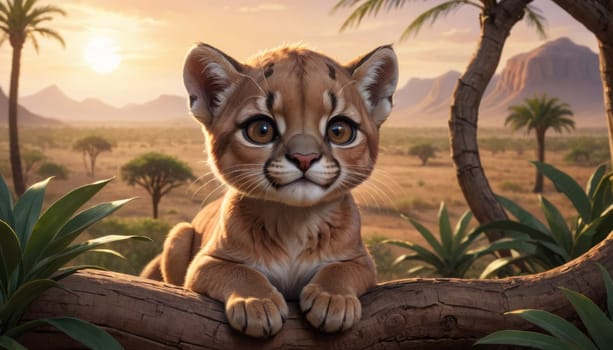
[347,45,399,126]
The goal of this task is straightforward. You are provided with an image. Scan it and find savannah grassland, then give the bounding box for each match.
[0,125,609,280]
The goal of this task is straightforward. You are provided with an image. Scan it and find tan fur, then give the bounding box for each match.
[141,43,398,338]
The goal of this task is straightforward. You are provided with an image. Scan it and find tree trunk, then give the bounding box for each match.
[21,233,613,349]
[152,191,160,219]
[449,0,530,234]
[8,44,25,196]
[533,130,545,193]
[90,153,97,178]
[549,0,613,166]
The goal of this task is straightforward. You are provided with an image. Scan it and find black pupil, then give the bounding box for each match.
[331,123,344,137]
[257,122,270,136]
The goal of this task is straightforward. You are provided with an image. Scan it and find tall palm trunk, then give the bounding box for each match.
[599,41,613,166]
[8,43,25,196]
[534,129,546,192]
[449,0,530,237]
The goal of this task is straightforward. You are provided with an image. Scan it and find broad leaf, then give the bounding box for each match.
[591,174,613,220]
[0,335,26,350]
[45,317,123,350]
[0,279,59,330]
[480,255,530,279]
[497,194,549,232]
[586,164,607,199]
[452,210,473,247]
[561,287,613,350]
[508,309,597,350]
[42,198,134,258]
[475,329,576,349]
[407,217,444,258]
[22,178,114,272]
[533,161,591,224]
[539,196,572,255]
[437,203,453,255]
[0,176,15,228]
[386,240,445,271]
[597,264,613,318]
[13,178,50,250]
[0,220,21,295]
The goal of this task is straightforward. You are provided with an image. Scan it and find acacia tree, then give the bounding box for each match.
[121,152,194,219]
[0,0,66,195]
[409,143,437,166]
[335,0,541,242]
[73,135,113,178]
[505,94,575,192]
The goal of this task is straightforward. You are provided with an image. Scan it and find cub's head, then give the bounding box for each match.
[184,43,398,207]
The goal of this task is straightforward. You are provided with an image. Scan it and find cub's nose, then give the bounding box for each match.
[287,153,320,172]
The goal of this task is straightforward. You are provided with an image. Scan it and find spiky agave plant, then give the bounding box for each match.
[0,176,149,349]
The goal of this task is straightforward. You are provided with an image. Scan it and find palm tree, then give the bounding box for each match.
[0,0,66,195]
[505,94,575,192]
[333,0,544,245]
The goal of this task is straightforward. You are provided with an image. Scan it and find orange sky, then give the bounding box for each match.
[0,0,598,106]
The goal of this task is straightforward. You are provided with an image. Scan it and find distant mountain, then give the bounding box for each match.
[390,37,605,127]
[21,85,190,124]
[0,88,61,126]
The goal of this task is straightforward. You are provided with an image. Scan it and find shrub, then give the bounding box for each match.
[364,235,407,282]
[36,161,69,180]
[0,176,148,348]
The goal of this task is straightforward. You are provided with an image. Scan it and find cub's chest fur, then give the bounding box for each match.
[211,194,361,299]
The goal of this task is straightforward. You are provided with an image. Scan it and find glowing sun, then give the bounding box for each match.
[84,36,121,74]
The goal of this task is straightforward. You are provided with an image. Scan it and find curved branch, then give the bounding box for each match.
[22,234,613,349]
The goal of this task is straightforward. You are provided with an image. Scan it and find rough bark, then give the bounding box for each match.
[449,0,530,236]
[550,0,613,166]
[20,233,613,349]
[8,44,25,196]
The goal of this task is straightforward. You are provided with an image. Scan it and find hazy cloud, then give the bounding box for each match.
[238,3,288,13]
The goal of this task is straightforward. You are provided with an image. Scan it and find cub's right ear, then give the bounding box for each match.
[183,43,244,125]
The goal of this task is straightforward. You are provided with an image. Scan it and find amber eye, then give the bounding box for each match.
[243,117,277,144]
[327,117,357,145]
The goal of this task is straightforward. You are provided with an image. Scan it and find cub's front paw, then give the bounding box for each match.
[226,291,288,338]
[300,283,362,332]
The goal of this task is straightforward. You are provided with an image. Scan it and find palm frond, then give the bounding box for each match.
[524,5,547,39]
[30,26,64,47]
[400,0,482,40]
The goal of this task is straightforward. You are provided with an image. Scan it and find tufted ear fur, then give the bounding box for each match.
[346,45,399,127]
[183,43,244,126]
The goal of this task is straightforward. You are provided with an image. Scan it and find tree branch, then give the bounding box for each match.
[21,233,613,349]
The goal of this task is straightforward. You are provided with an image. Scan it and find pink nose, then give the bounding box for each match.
[289,153,319,172]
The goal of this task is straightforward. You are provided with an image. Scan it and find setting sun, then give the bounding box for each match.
[83,36,121,74]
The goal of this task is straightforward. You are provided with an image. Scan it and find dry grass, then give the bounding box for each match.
[1,126,608,251]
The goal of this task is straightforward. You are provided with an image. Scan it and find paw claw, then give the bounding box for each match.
[300,284,361,332]
[226,292,287,338]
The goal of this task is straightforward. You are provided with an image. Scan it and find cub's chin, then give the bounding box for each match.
[258,180,339,207]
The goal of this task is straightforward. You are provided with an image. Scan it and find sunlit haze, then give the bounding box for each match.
[0,0,597,107]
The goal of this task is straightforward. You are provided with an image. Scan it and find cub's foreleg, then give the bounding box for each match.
[300,255,376,332]
[153,222,196,285]
[185,254,289,338]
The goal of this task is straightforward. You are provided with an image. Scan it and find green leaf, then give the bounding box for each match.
[45,317,123,350]
[508,309,597,350]
[539,196,573,255]
[437,202,453,256]
[480,255,530,279]
[407,217,444,258]
[22,178,114,273]
[497,194,549,232]
[385,240,445,271]
[590,173,613,220]
[0,335,26,350]
[533,161,591,224]
[0,279,59,330]
[13,178,50,250]
[0,220,21,296]
[52,265,108,281]
[26,235,149,281]
[472,237,537,258]
[586,164,607,199]
[475,329,576,349]
[42,198,134,258]
[452,210,473,247]
[597,264,613,319]
[0,176,15,228]
[560,287,613,350]
[573,210,613,257]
